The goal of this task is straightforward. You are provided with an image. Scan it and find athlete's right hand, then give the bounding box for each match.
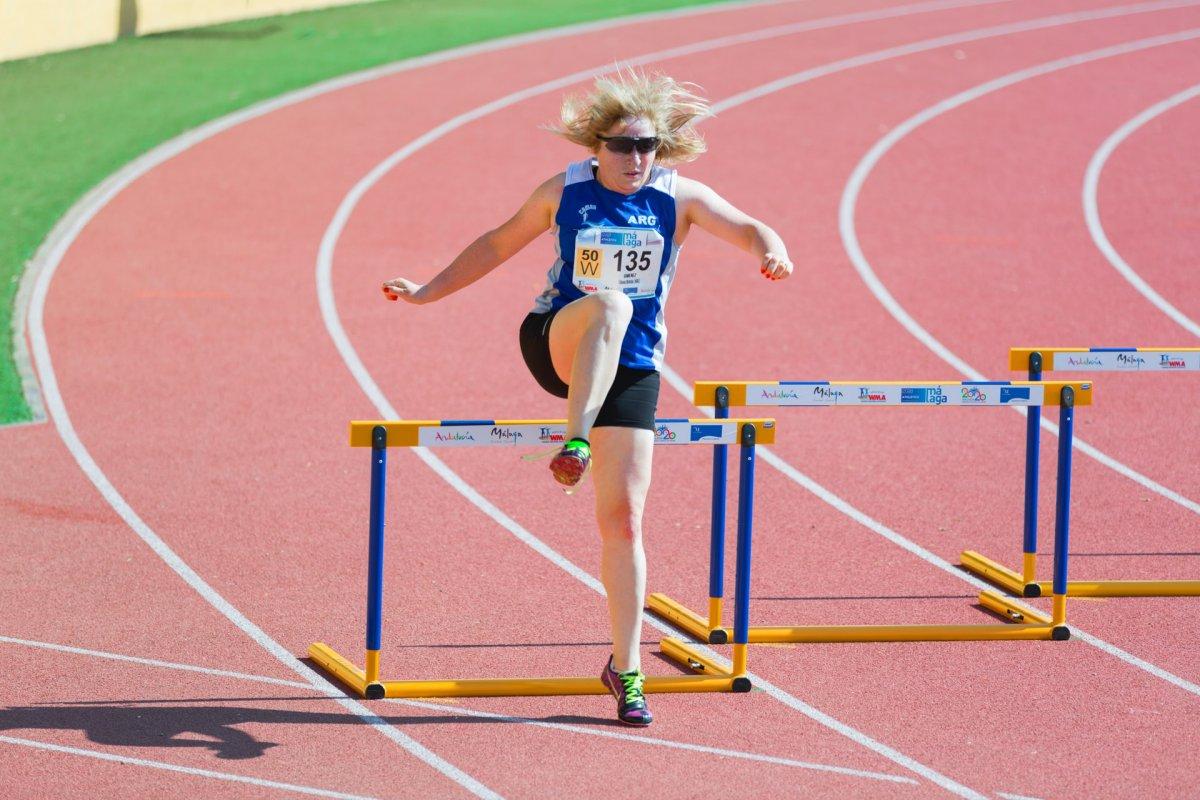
[381,277,426,304]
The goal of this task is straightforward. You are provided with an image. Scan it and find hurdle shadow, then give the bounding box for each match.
[3,697,622,757]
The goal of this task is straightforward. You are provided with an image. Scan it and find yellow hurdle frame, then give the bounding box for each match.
[962,348,1200,598]
[647,380,1092,644]
[311,418,775,698]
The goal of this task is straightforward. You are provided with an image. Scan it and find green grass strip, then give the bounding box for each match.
[0,0,725,425]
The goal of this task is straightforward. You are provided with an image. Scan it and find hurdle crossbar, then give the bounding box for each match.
[647,381,1091,645]
[962,348,1200,598]
[311,417,775,699]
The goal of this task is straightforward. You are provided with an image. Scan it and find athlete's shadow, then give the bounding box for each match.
[1,704,299,760]
[3,697,623,758]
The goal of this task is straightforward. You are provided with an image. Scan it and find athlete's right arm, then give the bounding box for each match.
[382,173,562,304]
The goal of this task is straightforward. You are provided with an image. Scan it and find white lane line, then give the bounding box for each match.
[393,698,918,785]
[0,634,306,688]
[1084,82,1200,338]
[22,2,842,796]
[0,635,914,787]
[0,735,378,800]
[839,20,1200,516]
[995,793,1044,800]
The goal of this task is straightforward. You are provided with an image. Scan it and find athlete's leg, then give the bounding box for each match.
[546,291,633,441]
[589,425,653,672]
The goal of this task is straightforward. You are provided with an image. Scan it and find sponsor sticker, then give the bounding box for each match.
[689,423,728,443]
[1053,353,1108,370]
[1052,350,1199,371]
[654,422,690,443]
[419,425,490,447]
[900,386,948,405]
[538,426,567,444]
[850,385,895,404]
[743,385,807,405]
[1114,352,1148,369]
[960,386,988,404]
[1000,385,1042,405]
[599,231,641,247]
[810,385,846,404]
[1154,352,1200,370]
[489,426,526,443]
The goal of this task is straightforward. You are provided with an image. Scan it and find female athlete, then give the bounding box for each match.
[383,71,792,726]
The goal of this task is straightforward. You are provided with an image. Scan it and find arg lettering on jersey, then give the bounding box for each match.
[573,226,664,299]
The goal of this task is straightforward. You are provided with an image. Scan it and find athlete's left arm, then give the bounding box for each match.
[677,177,792,281]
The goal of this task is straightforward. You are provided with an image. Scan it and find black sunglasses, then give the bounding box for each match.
[597,135,661,155]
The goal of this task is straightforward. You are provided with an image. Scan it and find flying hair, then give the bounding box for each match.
[551,68,713,164]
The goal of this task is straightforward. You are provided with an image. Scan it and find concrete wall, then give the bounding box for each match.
[1,0,374,63]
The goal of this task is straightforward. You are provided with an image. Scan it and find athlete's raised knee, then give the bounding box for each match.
[585,290,634,328]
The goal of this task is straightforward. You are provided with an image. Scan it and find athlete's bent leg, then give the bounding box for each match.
[589,425,653,673]
[546,291,633,441]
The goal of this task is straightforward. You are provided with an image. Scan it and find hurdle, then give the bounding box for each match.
[962,347,1200,598]
[310,416,775,699]
[647,380,1092,644]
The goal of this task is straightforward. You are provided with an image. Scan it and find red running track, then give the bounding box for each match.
[6,0,1200,797]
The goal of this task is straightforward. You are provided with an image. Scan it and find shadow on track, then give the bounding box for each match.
[6,697,624,759]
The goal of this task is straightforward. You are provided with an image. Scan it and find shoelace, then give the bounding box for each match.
[520,445,562,462]
[617,671,645,705]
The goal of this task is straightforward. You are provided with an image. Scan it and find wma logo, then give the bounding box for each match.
[689,424,724,442]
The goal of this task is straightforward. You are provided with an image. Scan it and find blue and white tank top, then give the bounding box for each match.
[531,158,680,371]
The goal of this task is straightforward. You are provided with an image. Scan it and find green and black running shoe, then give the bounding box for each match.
[549,437,591,491]
[601,656,653,727]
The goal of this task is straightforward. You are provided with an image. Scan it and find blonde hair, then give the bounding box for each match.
[551,69,712,164]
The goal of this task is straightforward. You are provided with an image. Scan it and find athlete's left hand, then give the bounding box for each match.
[760,253,792,281]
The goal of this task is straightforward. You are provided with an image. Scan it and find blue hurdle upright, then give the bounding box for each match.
[310,417,774,699]
[648,380,1092,644]
[962,347,1200,598]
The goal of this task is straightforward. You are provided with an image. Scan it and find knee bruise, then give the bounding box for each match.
[598,510,642,542]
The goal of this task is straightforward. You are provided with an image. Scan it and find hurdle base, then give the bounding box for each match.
[1031,579,1200,597]
[309,639,748,699]
[962,551,1200,598]
[647,592,727,643]
[961,550,1040,596]
[646,593,1067,643]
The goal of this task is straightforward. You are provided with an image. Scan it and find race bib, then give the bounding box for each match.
[572,227,664,299]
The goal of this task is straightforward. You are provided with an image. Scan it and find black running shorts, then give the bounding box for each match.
[518,310,660,431]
